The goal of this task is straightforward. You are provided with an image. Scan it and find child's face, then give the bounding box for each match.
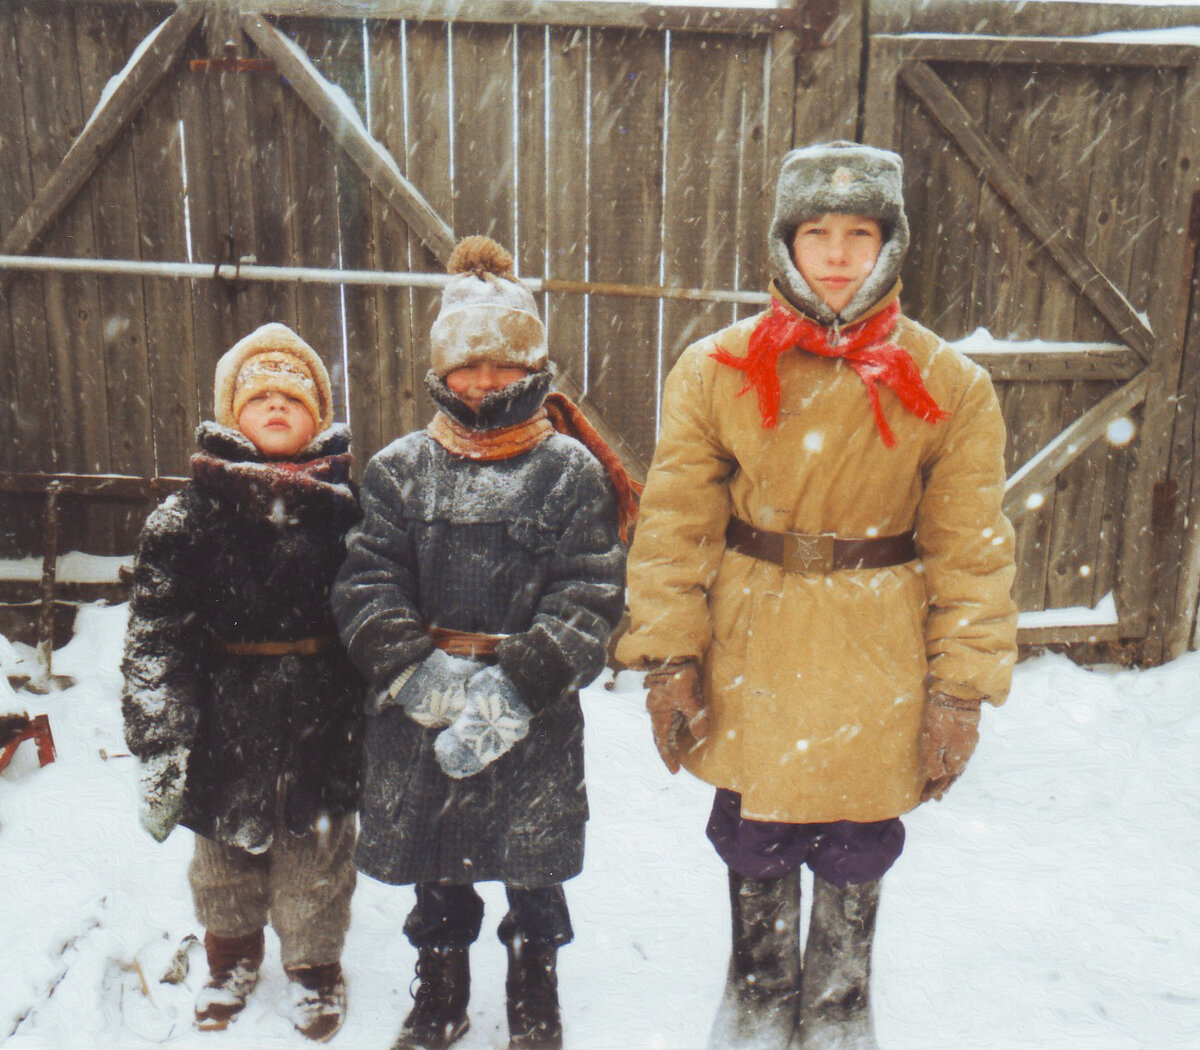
[445,361,532,412]
[236,389,317,459]
[791,213,884,314]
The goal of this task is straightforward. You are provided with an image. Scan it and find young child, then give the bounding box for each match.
[618,142,1018,1049]
[332,237,631,1050]
[121,323,362,1042]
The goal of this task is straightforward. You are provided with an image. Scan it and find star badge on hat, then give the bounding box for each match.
[830,166,857,191]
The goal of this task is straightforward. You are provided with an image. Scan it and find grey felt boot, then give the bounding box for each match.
[708,869,802,1050]
[798,876,881,1050]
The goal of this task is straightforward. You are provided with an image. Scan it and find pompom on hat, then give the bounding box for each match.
[213,322,334,432]
[768,141,910,324]
[430,236,548,378]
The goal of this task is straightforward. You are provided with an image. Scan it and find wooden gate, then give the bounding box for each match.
[863,32,1200,661]
[0,0,857,551]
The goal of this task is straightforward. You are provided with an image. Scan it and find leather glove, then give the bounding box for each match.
[377,649,484,727]
[644,659,709,775]
[919,692,982,801]
[138,747,188,843]
[434,665,533,779]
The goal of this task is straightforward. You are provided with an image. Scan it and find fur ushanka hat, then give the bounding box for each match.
[430,236,548,378]
[213,322,334,432]
[768,141,910,325]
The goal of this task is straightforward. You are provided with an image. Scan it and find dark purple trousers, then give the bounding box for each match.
[706,789,905,886]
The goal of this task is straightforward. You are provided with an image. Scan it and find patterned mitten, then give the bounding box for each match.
[434,666,532,779]
[376,649,483,728]
[138,747,188,842]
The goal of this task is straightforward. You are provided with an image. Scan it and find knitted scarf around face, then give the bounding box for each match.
[427,394,641,542]
[710,298,949,447]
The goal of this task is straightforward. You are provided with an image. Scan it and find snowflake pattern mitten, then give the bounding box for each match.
[434,665,532,778]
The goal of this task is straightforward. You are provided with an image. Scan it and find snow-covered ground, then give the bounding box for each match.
[1,602,1198,1049]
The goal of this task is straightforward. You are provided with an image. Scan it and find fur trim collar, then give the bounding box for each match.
[191,423,357,524]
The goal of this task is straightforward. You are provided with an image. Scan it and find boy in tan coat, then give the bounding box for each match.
[618,142,1017,1049]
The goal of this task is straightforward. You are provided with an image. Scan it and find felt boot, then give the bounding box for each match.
[708,869,802,1050]
[505,939,563,1050]
[286,962,347,1043]
[194,929,264,1031]
[798,877,881,1050]
[391,947,470,1050]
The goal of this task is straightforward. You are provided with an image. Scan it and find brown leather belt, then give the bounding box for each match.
[216,635,339,656]
[725,517,917,574]
[428,626,507,660]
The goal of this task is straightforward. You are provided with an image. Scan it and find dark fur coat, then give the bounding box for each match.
[121,423,363,852]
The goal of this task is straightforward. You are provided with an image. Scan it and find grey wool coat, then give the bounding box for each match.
[121,423,364,852]
[332,370,625,887]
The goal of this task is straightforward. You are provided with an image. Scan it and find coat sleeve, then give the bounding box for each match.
[616,347,738,668]
[916,361,1018,705]
[495,452,626,710]
[332,452,435,690]
[120,492,205,761]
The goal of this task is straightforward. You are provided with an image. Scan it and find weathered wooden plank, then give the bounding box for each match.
[587,27,665,465]
[0,3,54,489]
[209,0,794,36]
[364,18,420,452]
[874,32,1197,69]
[243,12,456,264]
[660,32,749,376]
[792,0,859,145]
[403,19,455,408]
[130,62,199,476]
[1003,371,1150,522]
[515,23,548,344]
[862,34,902,149]
[451,22,517,243]
[543,25,589,390]
[873,0,1200,36]
[899,60,1155,362]
[179,23,238,419]
[960,342,1141,382]
[1122,59,1200,654]
[0,3,202,262]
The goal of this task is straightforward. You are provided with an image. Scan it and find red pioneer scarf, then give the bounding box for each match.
[428,394,642,542]
[710,298,949,447]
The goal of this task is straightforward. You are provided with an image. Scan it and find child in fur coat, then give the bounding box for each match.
[332,237,632,1050]
[121,323,362,1042]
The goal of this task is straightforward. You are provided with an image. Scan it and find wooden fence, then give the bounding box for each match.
[2,0,1200,663]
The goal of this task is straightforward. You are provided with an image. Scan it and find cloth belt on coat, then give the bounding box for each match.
[427,626,507,661]
[725,517,918,573]
[214,635,338,656]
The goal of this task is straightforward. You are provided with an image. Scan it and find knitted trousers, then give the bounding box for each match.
[189,815,357,968]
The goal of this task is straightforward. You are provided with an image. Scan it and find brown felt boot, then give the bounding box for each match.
[194,929,265,1031]
[798,877,881,1050]
[286,962,347,1043]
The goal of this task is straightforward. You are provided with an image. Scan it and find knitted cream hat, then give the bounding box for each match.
[429,236,548,378]
[768,141,910,324]
[213,322,333,431]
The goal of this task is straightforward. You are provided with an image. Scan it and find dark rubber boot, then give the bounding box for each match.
[708,869,802,1050]
[286,962,347,1043]
[798,876,881,1050]
[391,947,470,1050]
[505,939,563,1049]
[194,929,265,1031]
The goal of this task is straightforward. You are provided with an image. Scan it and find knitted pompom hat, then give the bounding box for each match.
[429,236,548,378]
[768,141,910,325]
[213,322,333,432]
